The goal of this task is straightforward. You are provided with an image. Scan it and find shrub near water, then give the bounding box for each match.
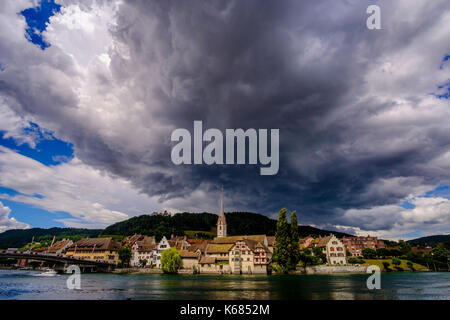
[161,247,182,274]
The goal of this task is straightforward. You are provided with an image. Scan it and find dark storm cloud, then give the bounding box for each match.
[1,0,450,234]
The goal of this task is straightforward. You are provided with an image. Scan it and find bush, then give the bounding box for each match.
[392,257,401,266]
[382,261,390,270]
[161,247,182,274]
[348,257,365,264]
[406,261,414,270]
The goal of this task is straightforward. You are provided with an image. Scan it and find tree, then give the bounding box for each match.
[362,248,377,259]
[382,261,390,271]
[273,208,291,273]
[289,211,300,269]
[399,240,412,255]
[118,244,132,267]
[161,247,182,274]
[312,246,326,264]
[376,248,390,258]
[139,259,148,267]
[430,244,448,262]
[406,261,414,271]
[392,257,401,266]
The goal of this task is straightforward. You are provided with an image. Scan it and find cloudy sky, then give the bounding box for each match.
[0,0,449,239]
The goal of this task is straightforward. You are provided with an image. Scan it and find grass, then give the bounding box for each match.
[362,259,428,271]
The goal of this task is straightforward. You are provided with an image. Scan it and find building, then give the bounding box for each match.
[180,250,200,271]
[342,236,384,257]
[129,235,156,267]
[216,187,227,238]
[229,238,271,274]
[299,236,314,250]
[317,235,347,265]
[169,235,191,251]
[47,239,73,256]
[266,236,275,253]
[153,236,171,268]
[65,238,120,264]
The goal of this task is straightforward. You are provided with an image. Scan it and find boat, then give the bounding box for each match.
[35,268,58,276]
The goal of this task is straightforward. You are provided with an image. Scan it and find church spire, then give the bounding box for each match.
[217,186,227,238]
[220,186,224,217]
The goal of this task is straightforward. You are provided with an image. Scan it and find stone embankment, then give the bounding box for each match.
[296,265,368,274]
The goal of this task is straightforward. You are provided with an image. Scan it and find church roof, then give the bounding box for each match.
[216,214,226,225]
[213,235,267,244]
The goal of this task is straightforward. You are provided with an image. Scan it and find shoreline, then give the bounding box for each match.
[0,265,436,275]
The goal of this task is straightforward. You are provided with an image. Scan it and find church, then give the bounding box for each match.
[192,188,273,274]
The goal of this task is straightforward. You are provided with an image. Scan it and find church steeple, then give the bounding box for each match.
[217,187,227,238]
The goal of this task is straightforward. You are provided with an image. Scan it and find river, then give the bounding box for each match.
[0,270,449,300]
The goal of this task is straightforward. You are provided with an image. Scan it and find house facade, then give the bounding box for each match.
[65,238,120,264]
[130,236,156,267]
[342,236,384,257]
[317,235,347,265]
[153,236,171,268]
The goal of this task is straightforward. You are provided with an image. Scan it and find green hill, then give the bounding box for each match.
[0,227,101,249]
[101,211,351,240]
[408,234,450,246]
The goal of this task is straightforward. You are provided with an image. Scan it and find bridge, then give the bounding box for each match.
[0,250,117,272]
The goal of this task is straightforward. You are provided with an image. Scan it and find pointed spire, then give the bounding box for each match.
[220,186,224,217]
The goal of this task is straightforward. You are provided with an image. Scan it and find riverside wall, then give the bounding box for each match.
[300,265,368,274]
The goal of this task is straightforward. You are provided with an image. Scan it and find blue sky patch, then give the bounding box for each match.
[21,0,61,50]
[0,124,73,166]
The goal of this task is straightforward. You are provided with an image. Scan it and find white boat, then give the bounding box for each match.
[35,268,58,276]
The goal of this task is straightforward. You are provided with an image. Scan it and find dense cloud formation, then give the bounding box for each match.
[0,0,449,237]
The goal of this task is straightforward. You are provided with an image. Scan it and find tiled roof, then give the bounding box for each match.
[213,235,267,244]
[206,243,234,253]
[47,239,72,253]
[188,240,210,253]
[70,237,121,251]
[199,256,216,264]
[180,250,200,258]
[238,239,270,253]
[317,236,332,248]
[216,215,226,225]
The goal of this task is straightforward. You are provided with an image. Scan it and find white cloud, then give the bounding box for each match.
[0,146,164,228]
[0,200,30,233]
[339,195,450,240]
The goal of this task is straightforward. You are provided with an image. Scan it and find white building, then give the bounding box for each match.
[153,236,171,268]
[131,242,155,267]
[317,234,347,265]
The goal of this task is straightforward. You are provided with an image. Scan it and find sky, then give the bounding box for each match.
[0,0,449,239]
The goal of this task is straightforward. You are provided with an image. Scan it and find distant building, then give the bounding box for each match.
[342,236,383,257]
[65,238,120,264]
[317,235,347,265]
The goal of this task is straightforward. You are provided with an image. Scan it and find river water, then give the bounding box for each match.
[0,270,449,300]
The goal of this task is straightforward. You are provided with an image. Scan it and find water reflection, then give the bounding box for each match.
[0,270,449,300]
